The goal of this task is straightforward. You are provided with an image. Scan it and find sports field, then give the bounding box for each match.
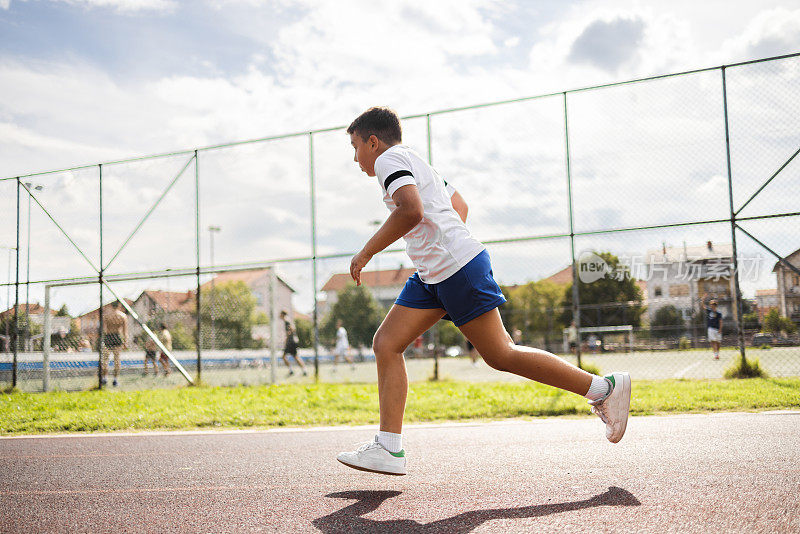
[7,346,799,392]
[2,412,797,533]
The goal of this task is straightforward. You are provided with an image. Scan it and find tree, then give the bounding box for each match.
[558,252,645,328]
[55,304,70,317]
[170,322,196,350]
[320,284,384,348]
[763,309,781,334]
[200,281,259,349]
[742,312,760,331]
[502,280,565,343]
[650,305,685,339]
[764,309,797,335]
[437,320,464,347]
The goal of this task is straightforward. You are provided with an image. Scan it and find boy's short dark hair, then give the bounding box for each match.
[347,107,402,145]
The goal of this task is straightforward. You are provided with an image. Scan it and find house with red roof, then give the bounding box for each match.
[320,266,416,315]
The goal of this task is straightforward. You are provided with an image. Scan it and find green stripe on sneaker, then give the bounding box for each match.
[605,375,616,388]
[389,449,405,458]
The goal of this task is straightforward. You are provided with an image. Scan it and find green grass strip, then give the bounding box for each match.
[2,378,799,435]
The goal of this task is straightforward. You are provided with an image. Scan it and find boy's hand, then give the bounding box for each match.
[350,250,373,286]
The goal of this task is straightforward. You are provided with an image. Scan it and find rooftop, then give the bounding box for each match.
[200,268,295,293]
[321,267,416,292]
[646,241,733,263]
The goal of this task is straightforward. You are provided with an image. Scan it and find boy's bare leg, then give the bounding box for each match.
[293,355,307,371]
[100,348,108,380]
[373,305,445,434]
[458,308,592,396]
[113,349,121,380]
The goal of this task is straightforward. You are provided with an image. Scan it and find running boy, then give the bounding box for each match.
[337,107,631,476]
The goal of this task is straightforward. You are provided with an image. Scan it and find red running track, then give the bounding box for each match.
[1,412,798,533]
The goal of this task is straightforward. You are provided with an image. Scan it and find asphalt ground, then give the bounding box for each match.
[7,346,800,392]
[1,412,798,533]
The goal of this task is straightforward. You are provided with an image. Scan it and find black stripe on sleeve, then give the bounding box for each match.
[384,170,413,191]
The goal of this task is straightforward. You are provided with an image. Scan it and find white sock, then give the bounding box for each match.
[377,431,402,453]
[585,375,612,401]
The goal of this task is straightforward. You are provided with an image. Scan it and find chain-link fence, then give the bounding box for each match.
[2,53,799,392]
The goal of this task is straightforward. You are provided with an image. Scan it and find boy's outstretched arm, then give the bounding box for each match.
[350,185,423,285]
[451,190,468,223]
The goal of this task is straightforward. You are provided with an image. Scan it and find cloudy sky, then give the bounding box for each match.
[1,0,799,315]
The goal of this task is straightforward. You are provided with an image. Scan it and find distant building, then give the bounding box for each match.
[773,248,800,324]
[644,241,735,323]
[320,266,416,314]
[755,289,779,322]
[201,268,295,344]
[131,290,197,339]
[0,303,71,351]
[536,264,647,300]
[201,268,294,314]
[541,265,575,286]
[0,303,72,332]
[76,299,136,347]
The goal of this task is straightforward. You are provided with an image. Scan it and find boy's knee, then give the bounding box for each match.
[372,330,391,356]
[373,330,404,358]
[479,343,514,372]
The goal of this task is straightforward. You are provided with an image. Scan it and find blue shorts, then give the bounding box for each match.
[395,250,506,327]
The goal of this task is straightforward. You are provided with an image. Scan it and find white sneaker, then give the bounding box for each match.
[337,436,407,476]
[589,372,631,443]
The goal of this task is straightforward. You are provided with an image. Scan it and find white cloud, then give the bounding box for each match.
[719,7,800,61]
[0,0,10,10]
[51,0,177,13]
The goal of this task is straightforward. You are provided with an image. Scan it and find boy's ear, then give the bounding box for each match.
[368,134,380,149]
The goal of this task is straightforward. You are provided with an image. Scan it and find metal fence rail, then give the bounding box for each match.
[2,52,799,391]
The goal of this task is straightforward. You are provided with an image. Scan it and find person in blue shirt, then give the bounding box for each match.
[701,294,724,360]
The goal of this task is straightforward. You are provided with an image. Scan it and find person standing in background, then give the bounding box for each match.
[102,301,128,387]
[700,294,723,360]
[567,321,579,355]
[280,310,307,376]
[157,323,172,376]
[334,319,355,371]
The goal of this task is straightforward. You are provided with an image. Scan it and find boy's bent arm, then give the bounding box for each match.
[350,185,423,285]
[450,190,468,223]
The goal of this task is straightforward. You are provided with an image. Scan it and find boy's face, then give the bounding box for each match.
[350,132,379,177]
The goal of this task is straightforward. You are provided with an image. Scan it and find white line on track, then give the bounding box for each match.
[3,411,799,440]
[674,360,703,379]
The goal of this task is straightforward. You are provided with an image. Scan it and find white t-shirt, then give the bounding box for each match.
[374,145,484,284]
[336,326,349,350]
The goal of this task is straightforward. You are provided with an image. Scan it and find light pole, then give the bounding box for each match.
[24,183,43,351]
[208,225,221,350]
